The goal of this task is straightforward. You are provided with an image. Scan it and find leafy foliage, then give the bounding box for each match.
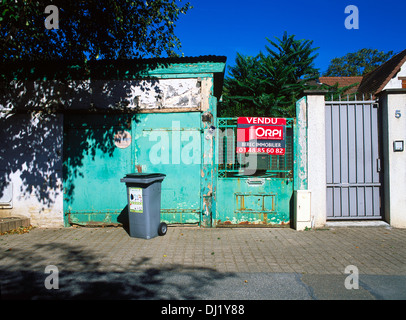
[0,0,192,62]
[0,224,35,236]
[219,32,319,118]
[324,48,394,77]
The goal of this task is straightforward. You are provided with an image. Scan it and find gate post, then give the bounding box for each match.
[307,91,327,228]
[378,89,406,228]
[293,91,327,230]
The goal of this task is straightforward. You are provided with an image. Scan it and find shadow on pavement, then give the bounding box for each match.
[0,242,235,300]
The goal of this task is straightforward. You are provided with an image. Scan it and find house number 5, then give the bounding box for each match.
[395,110,401,119]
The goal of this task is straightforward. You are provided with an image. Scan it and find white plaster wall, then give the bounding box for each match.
[0,113,64,227]
[383,62,406,90]
[381,90,406,228]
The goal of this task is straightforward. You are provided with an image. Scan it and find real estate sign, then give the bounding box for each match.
[236,117,286,155]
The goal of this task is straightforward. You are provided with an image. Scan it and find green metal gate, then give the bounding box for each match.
[132,112,202,225]
[215,118,294,227]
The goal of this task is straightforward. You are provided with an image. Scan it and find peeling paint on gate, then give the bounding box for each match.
[215,118,294,227]
[200,85,217,228]
[294,97,308,190]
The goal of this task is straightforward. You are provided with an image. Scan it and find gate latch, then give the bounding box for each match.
[246,178,265,186]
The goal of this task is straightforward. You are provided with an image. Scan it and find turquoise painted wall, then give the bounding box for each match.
[63,114,133,226]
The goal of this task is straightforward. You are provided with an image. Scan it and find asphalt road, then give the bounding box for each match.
[2,270,406,300]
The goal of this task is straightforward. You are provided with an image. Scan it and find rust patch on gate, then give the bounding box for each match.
[235,193,276,213]
[215,219,290,227]
[215,193,285,227]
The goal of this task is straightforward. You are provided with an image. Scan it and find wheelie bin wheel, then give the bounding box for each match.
[158,222,167,236]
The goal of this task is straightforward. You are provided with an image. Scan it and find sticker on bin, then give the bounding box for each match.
[129,187,143,213]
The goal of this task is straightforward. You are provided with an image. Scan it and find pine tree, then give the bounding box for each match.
[220,32,319,118]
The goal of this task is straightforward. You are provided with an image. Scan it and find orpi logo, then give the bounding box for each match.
[252,126,283,140]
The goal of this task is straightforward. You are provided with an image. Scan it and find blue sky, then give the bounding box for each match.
[175,0,406,75]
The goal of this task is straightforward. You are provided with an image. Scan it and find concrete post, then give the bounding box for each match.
[378,89,406,228]
[306,92,327,228]
[294,91,327,230]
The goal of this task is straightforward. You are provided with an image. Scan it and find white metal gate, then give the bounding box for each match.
[325,97,382,219]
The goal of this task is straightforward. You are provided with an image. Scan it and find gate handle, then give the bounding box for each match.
[246,179,265,186]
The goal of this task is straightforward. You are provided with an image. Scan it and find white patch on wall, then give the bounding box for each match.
[127,78,201,110]
[0,179,12,208]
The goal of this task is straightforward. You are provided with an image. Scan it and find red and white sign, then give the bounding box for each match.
[236,117,286,155]
[237,117,286,126]
[237,126,284,141]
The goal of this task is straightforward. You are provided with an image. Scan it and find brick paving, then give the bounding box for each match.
[1,225,406,276]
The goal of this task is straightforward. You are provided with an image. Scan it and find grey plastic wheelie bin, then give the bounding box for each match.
[120,173,167,239]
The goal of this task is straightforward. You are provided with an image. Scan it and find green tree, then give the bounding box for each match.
[1,0,192,62]
[220,32,319,118]
[218,53,262,117]
[324,48,394,76]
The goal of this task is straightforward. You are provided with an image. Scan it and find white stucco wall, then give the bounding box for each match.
[383,62,406,90]
[380,90,406,228]
[0,113,64,227]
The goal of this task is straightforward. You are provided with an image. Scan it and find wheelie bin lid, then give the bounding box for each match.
[120,173,166,184]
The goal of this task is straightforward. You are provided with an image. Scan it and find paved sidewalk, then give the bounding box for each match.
[1,225,406,299]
